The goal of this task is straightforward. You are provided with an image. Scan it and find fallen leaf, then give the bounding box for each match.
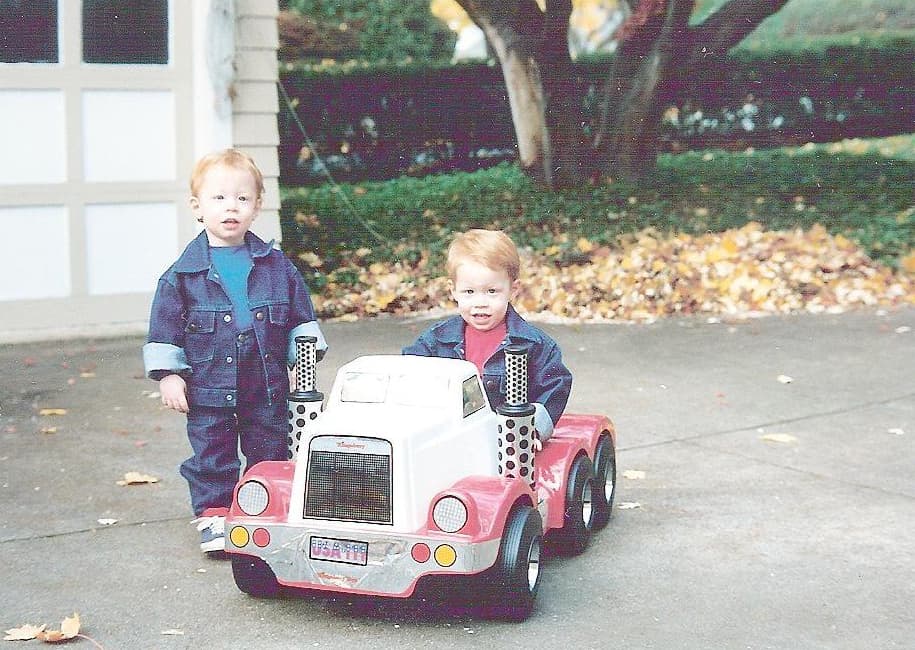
[623,470,646,480]
[79,372,96,378]
[4,624,46,641]
[618,502,642,510]
[761,433,797,444]
[34,613,79,643]
[60,614,80,638]
[38,408,67,416]
[309,223,915,324]
[901,251,915,274]
[40,427,58,434]
[776,375,793,384]
[116,472,159,486]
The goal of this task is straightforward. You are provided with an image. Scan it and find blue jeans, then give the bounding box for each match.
[180,330,287,516]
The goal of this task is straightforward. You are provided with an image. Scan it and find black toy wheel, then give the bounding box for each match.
[592,433,616,529]
[482,504,543,622]
[231,555,280,598]
[558,454,595,555]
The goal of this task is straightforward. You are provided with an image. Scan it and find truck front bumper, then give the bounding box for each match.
[226,520,501,597]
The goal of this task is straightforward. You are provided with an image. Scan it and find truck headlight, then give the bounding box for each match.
[432,496,467,533]
[237,481,268,516]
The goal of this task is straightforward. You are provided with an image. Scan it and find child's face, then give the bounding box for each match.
[450,260,519,332]
[190,164,261,246]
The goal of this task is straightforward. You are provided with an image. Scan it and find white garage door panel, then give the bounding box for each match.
[86,202,178,295]
[0,90,67,185]
[0,205,70,300]
[82,90,177,183]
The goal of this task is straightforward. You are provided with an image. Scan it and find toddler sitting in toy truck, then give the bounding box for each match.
[403,229,572,449]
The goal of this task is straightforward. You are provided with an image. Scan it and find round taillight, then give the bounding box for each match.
[434,544,457,568]
[252,527,271,548]
[229,526,249,548]
[411,543,431,563]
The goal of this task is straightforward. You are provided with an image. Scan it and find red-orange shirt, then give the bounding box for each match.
[464,320,507,375]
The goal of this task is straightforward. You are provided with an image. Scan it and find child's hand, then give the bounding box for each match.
[288,366,297,392]
[160,374,188,413]
[532,436,543,452]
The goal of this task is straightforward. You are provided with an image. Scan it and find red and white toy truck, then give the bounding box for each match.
[226,337,616,621]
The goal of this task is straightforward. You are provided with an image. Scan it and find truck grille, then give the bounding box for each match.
[304,441,392,524]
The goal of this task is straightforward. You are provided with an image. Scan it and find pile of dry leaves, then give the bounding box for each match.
[310,222,914,322]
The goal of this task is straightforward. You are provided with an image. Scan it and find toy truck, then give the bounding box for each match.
[225,337,616,621]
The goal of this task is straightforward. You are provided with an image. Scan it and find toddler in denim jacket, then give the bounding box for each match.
[403,229,571,448]
[144,149,326,555]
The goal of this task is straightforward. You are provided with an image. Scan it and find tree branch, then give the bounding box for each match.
[539,0,573,58]
[689,0,790,57]
[457,0,543,34]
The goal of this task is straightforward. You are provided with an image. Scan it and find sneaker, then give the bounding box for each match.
[192,507,228,556]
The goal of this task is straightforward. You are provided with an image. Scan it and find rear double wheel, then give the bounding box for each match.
[592,434,616,529]
[558,454,595,555]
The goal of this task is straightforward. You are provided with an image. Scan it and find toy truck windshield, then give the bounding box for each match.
[339,370,451,408]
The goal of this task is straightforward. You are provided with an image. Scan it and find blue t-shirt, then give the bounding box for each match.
[210,245,253,331]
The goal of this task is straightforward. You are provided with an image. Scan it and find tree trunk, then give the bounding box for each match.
[458,0,792,187]
[538,4,587,188]
[591,0,693,181]
[460,2,582,189]
[483,25,552,185]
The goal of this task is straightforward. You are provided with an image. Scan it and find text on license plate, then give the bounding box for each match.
[309,536,369,565]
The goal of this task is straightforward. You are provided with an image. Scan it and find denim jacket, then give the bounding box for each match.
[402,304,572,441]
[143,231,326,408]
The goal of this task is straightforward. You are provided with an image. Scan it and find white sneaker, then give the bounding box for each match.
[192,508,227,555]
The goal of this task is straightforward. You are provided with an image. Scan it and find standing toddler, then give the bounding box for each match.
[144,149,326,555]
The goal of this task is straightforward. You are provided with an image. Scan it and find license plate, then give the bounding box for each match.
[309,536,369,566]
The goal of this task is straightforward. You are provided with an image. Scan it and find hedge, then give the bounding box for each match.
[278,34,915,184]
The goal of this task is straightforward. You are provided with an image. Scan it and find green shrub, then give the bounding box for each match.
[282,0,454,63]
[281,138,915,287]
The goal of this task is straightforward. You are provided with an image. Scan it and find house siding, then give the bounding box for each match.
[234,2,282,243]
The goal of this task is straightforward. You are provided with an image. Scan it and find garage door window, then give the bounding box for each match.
[0,0,59,63]
[83,0,168,64]
[0,1,169,65]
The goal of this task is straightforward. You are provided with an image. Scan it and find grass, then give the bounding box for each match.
[280,134,915,289]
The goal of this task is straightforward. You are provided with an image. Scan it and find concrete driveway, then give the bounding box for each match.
[1,307,912,648]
